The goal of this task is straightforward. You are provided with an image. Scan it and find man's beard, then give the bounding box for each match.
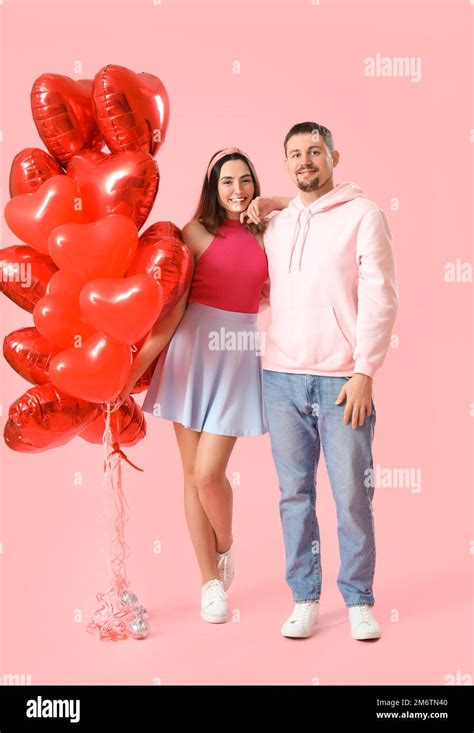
[297,173,319,192]
[296,169,320,192]
[296,170,331,193]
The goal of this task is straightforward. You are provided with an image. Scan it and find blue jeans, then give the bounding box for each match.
[262,370,377,607]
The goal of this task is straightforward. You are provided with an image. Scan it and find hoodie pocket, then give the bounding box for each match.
[275,305,354,370]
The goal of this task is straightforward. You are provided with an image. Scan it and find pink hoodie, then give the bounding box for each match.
[261,181,399,379]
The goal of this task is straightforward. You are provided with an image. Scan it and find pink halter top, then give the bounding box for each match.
[187,218,268,313]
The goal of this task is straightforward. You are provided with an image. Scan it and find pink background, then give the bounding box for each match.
[1,0,472,685]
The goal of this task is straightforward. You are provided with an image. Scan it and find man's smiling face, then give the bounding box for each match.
[285,132,339,193]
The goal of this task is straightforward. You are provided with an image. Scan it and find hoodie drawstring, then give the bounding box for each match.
[289,209,313,273]
[297,213,312,272]
[288,183,365,274]
[288,209,303,273]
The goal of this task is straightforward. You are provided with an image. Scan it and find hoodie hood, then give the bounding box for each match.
[287,181,366,272]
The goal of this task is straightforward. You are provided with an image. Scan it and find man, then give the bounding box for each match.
[243,122,398,640]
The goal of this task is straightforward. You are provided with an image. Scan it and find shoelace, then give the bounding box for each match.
[292,602,318,623]
[203,580,226,604]
[352,605,372,625]
[217,551,229,581]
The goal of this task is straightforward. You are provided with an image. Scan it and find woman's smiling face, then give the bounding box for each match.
[217,159,255,216]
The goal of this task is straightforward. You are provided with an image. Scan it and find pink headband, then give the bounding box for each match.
[206,147,251,181]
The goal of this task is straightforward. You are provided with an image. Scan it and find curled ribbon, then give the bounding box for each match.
[105,441,144,472]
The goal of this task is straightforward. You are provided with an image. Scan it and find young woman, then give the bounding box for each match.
[116,148,270,624]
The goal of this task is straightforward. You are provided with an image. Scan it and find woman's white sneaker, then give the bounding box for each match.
[348,604,382,640]
[281,600,320,638]
[200,579,228,623]
[216,544,235,591]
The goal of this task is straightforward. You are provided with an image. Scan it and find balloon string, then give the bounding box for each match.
[87,401,136,640]
[101,398,144,472]
[106,442,144,472]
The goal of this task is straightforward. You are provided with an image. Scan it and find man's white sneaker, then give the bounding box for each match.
[281,600,320,638]
[348,604,382,640]
[216,544,235,591]
[200,579,228,623]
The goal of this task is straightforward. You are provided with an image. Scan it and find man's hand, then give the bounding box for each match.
[335,373,373,429]
[240,196,287,225]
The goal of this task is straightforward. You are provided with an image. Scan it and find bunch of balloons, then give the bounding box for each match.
[2,64,193,453]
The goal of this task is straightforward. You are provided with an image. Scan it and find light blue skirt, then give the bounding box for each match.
[141,302,269,437]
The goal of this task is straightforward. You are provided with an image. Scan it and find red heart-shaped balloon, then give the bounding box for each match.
[31,74,103,166]
[34,270,94,349]
[67,149,159,229]
[3,326,61,385]
[79,395,146,446]
[80,274,164,344]
[48,214,138,280]
[4,175,84,255]
[9,148,64,196]
[0,245,58,312]
[93,64,169,157]
[49,332,132,403]
[127,221,193,314]
[4,382,99,453]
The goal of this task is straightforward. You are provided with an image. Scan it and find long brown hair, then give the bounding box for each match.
[192,151,267,237]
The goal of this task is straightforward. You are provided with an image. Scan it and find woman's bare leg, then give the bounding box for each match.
[173,422,219,584]
[194,432,237,554]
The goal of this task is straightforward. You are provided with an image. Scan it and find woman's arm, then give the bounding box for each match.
[130,220,199,383]
[132,281,192,380]
[258,277,271,313]
[114,278,193,406]
[270,196,293,210]
[114,224,198,405]
[241,196,292,225]
[253,232,270,313]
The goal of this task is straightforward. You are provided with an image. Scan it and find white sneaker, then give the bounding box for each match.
[200,579,228,623]
[348,604,382,640]
[216,544,235,591]
[281,600,320,638]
